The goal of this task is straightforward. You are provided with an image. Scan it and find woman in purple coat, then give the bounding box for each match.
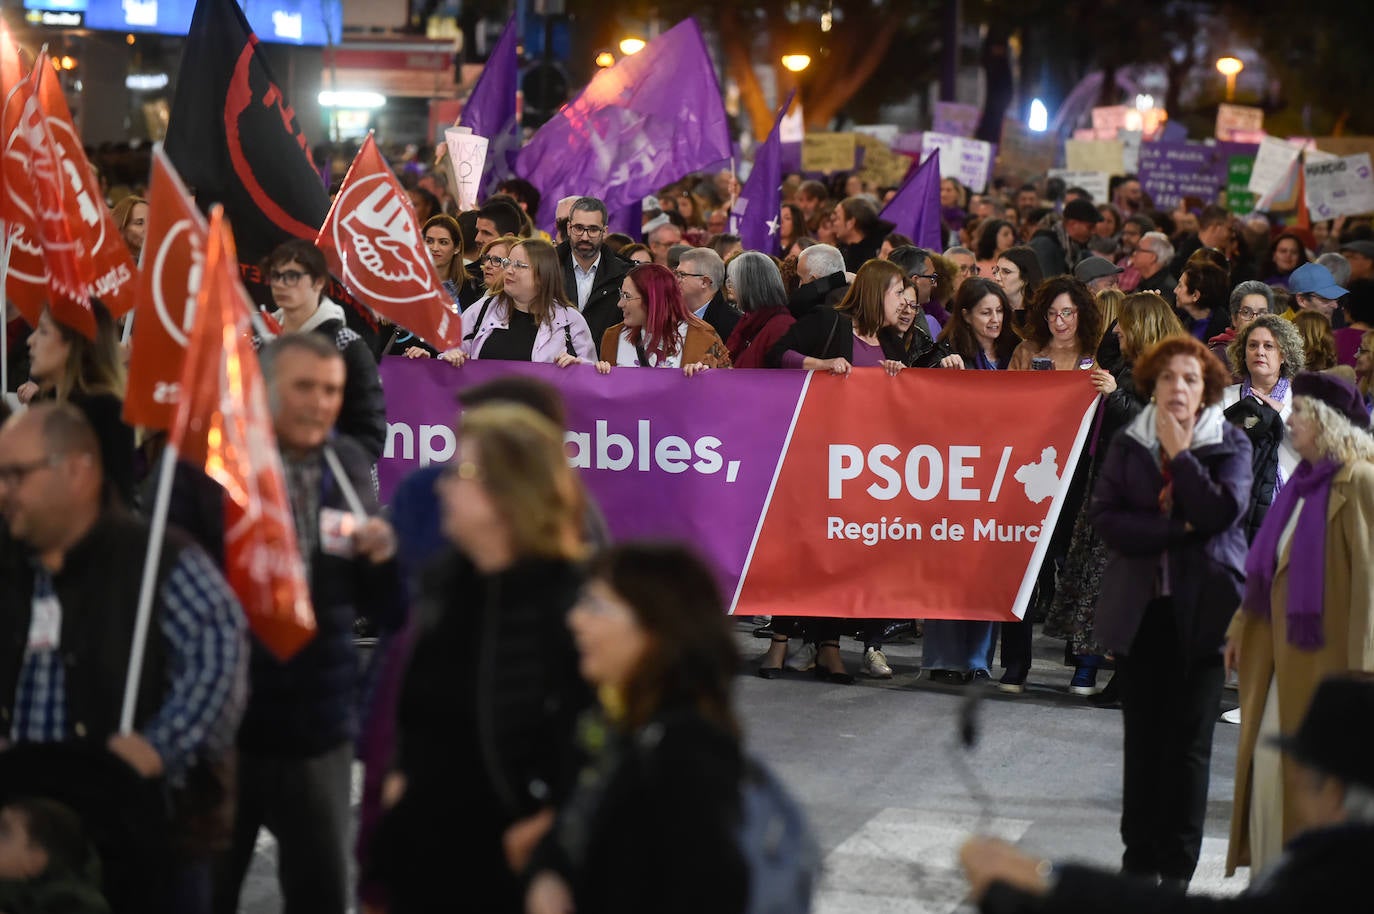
[1088,334,1252,891]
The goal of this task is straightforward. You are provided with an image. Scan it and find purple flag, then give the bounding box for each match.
[879,148,942,251]
[732,90,795,255]
[515,18,731,233]
[458,14,520,198]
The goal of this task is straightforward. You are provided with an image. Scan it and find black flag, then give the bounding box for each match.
[164,0,328,268]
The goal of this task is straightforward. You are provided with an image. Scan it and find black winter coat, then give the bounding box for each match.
[558,241,633,347]
[530,708,748,914]
[765,308,906,368]
[1223,395,1284,543]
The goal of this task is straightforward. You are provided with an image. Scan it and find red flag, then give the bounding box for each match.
[124,147,208,430]
[0,29,46,325]
[315,134,462,351]
[169,204,315,661]
[34,60,138,318]
[1,52,95,338]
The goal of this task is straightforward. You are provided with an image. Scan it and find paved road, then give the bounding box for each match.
[241,625,1248,912]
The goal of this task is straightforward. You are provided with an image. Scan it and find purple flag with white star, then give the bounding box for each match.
[515,18,732,234]
[880,148,942,252]
[733,90,795,255]
[459,14,520,199]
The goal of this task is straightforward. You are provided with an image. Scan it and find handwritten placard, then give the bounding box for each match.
[921,131,994,193]
[1091,106,1130,137]
[1048,169,1109,205]
[1305,153,1374,219]
[1064,139,1125,175]
[933,102,981,139]
[1216,103,1264,142]
[1137,142,1228,209]
[1248,136,1305,197]
[802,133,858,173]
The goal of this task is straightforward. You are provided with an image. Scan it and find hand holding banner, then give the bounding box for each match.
[316,134,462,351]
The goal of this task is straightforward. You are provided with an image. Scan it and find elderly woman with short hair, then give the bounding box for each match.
[1222,314,1306,542]
[1225,372,1374,878]
[1210,280,1275,369]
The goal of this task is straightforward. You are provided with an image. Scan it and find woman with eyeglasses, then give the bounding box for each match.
[372,403,594,914]
[1209,281,1274,372]
[999,277,1103,693]
[261,238,387,460]
[990,245,1044,326]
[568,263,730,376]
[444,238,595,367]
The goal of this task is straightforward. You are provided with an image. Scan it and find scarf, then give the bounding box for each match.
[1241,376,1291,493]
[1242,457,1342,649]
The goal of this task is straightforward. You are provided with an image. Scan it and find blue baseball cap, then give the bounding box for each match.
[1288,262,1348,299]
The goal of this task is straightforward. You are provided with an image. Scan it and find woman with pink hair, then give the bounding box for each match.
[564,263,731,376]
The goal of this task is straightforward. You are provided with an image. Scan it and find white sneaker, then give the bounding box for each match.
[862,647,893,679]
[1221,707,1242,725]
[784,641,817,672]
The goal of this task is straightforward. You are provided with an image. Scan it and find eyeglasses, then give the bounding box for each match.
[618,290,641,301]
[910,272,938,282]
[269,269,308,286]
[990,266,1017,278]
[568,223,605,237]
[0,455,59,487]
[1134,248,1156,260]
[1358,347,1373,356]
[960,265,981,276]
[899,298,919,310]
[501,258,532,272]
[1048,308,1079,322]
[479,255,506,267]
[1235,307,1267,320]
[442,460,482,482]
[674,271,708,281]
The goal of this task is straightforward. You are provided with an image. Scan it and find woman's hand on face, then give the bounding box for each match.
[682,362,709,378]
[594,360,613,375]
[439,348,467,368]
[403,346,432,359]
[553,353,582,368]
[825,357,852,376]
[1155,407,1193,459]
[880,359,905,377]
[1090,369,1117,395]
[938,354,965,370]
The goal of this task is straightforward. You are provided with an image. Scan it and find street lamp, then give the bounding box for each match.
[781,54,811,73]
[595,50,615,68]
[1216,56,1244,101]
[619,36,646,55]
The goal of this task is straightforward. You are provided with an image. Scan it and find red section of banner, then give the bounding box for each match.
[0,27,45,326]
[124,148,208,430]
[34,61,138,318]
[315,134,462,351]
[734,369,1099,620]
[170,205,315,661]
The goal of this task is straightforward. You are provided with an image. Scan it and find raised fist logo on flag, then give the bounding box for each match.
[316,134,462,351]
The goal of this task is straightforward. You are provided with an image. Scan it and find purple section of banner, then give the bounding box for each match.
[377,358,808,595]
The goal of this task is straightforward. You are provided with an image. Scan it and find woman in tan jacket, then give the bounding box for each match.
[559,262,730,375]
[1224,371,1374,878]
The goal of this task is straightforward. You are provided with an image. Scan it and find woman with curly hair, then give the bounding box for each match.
[1293,311,1337,372]
[1007,276,1104,371]
[1222,314,1306,542]
[1225,372,1374,878]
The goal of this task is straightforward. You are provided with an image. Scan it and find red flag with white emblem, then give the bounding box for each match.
[169,204,315,661]
[124,146,208,430]
[315,133,462,351]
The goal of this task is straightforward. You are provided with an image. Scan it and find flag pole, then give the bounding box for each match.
[321,443,368,521]
[119,442,178,733]
[1,231,11,397]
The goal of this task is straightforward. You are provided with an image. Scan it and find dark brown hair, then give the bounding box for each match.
[588,542,739,737]
[1022,275,1103,352]
[1133,334,1231,405]
[836,259,904,337]
[938,277,1019,365]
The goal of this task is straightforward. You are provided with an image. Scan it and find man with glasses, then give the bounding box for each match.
[556,196,632,346]
[0,402,246,907]
[944,246,979,295]
[675,247,741,345]
[1132,231,1177,305]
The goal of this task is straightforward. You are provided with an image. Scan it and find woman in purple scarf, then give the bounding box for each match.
[1224,372,1374,880]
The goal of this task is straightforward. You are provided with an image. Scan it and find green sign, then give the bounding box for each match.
[1226,155,1256,215]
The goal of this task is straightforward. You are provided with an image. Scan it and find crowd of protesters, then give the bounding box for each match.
[2,133,1374,914]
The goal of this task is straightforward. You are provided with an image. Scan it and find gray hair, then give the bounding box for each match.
[798,243,845,282]
[1317,252,1352,288]
[1229,280,1276,318]
[726,252,787,314]
[1139,232,1174,265]
[943,246,974,259]
[678,247,725,290]
[1227,313,1304,380]
[569,196,608,223]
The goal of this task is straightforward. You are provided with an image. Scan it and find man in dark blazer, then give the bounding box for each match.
[556,196,632,346]
[676,247,742,345]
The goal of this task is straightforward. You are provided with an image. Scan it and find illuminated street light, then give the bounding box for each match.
[1216,56,1244,101]
[619,36,646,55]
[781,54,811,73]
[595,50,615,68]
[1028,98,1048,132]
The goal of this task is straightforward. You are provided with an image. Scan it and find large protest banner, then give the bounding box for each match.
[378,360,1098,621]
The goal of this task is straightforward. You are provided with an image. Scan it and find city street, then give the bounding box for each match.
[241,625,1247,913]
